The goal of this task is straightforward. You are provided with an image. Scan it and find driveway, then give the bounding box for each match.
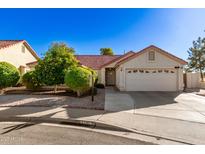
[105,87,205,123]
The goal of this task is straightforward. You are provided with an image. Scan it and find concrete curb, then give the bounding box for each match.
[0,116,193,145]
[0,116,129,132]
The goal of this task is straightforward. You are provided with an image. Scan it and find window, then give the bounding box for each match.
[164,70,169,73]
[133,70,138,73]
[158,70,162,73]
[148,51,155,61]
[22,46,26,53]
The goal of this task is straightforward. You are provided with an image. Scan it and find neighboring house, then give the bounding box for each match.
[0,40,39,74]
[28,45,187,91]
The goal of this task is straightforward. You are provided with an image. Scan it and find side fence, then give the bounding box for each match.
[184,72,205,89]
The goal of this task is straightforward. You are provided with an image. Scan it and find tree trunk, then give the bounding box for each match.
[77,90,81,97]
[0,88,3,95]
[54,85,57,93]
[200,68,204,82]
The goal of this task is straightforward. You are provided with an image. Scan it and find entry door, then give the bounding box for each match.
[105,68,116,86]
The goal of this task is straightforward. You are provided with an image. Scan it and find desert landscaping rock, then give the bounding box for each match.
[0,89,105,110]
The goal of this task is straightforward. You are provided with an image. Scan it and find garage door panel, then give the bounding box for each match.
[125,69,177,91]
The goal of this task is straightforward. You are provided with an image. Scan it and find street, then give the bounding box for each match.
[0,122,150,145]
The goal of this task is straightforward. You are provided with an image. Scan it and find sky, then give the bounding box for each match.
[0,8,205,60]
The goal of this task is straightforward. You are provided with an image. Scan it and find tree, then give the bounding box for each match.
[100,48,114,55]
[187,37,205,81]
[35,42,78,92]
[0,62,20,89]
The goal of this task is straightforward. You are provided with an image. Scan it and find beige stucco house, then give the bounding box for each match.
[0,40,39,74]
[77,45,187,91]
[29,45,187,91]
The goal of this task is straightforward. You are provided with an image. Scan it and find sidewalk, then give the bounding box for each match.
[0,106,205,144]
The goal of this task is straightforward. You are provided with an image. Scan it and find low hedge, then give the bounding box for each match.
[0,62,20,89]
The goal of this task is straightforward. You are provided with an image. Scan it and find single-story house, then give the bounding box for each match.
[77,45,187,91]
[28,45,187,91]
[0,40,39,74]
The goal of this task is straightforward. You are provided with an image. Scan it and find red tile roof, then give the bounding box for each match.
[26,55,123,69]
[26,45,187,69]
[0,40,24,50]
[76,55,121,69]
[99,51,135,68]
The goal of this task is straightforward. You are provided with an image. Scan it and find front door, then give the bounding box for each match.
[105,68,116,86]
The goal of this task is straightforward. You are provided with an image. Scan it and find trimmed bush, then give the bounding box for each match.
[0,62,20,89]
[64,66,93,96]
[95,83,105,89]
[22,71,41,90]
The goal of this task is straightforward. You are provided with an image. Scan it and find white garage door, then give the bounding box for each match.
[125,68,177,91]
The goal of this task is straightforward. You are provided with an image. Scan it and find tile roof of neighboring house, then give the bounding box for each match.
[0,40,39,60]
[116,45,187,66]
[0,40,24,50]
[75,55,121,70]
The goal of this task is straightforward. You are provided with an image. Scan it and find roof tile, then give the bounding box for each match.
[76,55,121,69]
[0,40,24,50]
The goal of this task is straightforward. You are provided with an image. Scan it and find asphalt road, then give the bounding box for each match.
[0,122,149,145]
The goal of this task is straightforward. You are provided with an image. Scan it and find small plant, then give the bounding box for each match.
[64,66,94,96]
[95,83,105,89]
[22,71,42,90]
[0,62,20,89]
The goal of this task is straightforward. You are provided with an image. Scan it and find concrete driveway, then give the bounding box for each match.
[105,87,205,123]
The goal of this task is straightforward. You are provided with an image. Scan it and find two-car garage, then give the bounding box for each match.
[114,45,187,92]
[125,68,178,91]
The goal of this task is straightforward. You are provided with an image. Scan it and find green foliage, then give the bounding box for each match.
[100,48,114,55]
[187,37,205,81]
[0,62,20,88]
[35,42,78,86]
[22,71,42,89]
[64,66,93,93]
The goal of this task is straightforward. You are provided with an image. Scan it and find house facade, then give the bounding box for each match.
[27,45,187,91]
[0,40,39,74]
[77,45,187,91]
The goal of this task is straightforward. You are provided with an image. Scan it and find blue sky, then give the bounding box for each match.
[0,8,205,60]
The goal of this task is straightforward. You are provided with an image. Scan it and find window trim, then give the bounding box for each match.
[22,45,26,53]
[148,51,155,62]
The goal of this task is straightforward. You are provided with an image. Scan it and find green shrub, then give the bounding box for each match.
[22,71,41,89]
[0,62,20,89]
[64,66,93,96]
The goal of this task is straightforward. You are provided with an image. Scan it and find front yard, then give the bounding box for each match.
[0,88,105,110]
